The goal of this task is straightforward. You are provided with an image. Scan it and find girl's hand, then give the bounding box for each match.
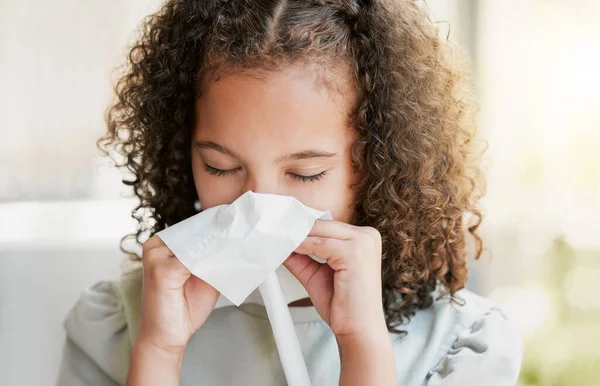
[283,220,388,342]
[284,220,397,386]
[136,235,220,356]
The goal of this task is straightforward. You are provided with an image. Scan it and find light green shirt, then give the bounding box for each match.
[55,269,521,385]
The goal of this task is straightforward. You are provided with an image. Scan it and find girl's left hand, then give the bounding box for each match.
[283,219,388,342]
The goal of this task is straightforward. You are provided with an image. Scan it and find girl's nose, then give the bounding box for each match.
[242,173,281,196]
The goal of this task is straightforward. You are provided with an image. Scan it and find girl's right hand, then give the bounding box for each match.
[136,235,220,356]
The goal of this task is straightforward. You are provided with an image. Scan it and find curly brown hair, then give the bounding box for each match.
[99,0,486,333]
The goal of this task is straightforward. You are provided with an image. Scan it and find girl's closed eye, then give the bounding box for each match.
[288,170,328,183]
[204,163,241,176]
[204,162,329,183]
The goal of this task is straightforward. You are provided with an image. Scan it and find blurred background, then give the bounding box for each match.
[0,0,598,385]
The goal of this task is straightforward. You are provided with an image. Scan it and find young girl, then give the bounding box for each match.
[56,0,522,385]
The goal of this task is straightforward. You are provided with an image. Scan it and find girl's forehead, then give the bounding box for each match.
[193,66,356,154]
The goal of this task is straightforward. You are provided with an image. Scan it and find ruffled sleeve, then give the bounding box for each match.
[55,281,132,386]
[424,307,522,386]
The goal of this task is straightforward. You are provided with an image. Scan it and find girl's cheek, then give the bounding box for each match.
[286,174,355,222]
[195,174,242,209]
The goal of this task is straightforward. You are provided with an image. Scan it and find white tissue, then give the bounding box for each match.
[156,190,332,306]
[213,264,308,309]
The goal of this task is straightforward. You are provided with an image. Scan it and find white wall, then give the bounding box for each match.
[0,200,136,385]
[0,245,123,385]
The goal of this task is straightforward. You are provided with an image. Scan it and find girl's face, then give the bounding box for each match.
[192,65,358,222]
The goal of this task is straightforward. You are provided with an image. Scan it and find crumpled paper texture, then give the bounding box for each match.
[157,191,331,306]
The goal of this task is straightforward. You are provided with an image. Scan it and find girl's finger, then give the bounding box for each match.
[295,236,354,264]
[143,235,167,254]
[163,254,192,275]
[142,246,175,264]
[183,276,220,323]
[283,253,334,298]
[143,248,191,289]
[308,219,356,240]
[283,253,322,289]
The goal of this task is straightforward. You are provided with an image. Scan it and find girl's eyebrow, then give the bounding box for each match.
[195,140,337,162]
[195,140,238,158]
[275,150,337,163]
